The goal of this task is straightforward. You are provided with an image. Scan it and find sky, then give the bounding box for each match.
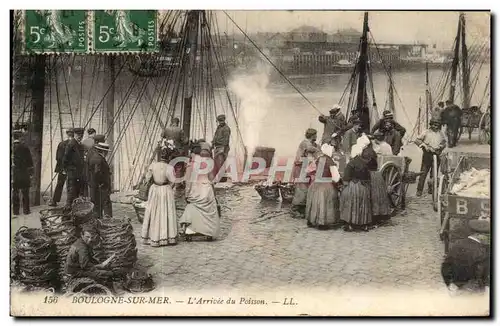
[213,11,490,49]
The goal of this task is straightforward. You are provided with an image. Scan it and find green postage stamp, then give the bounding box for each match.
[92,10,159,53]
[24,10,88,54]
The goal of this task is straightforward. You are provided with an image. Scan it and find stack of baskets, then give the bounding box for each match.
[278,183,296,202]
[13,227,58,290]
[255,181,281,200]
[96,217,137,276]
[39,207,78,291]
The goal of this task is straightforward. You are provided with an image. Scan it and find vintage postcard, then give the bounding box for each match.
[9,8,491,316]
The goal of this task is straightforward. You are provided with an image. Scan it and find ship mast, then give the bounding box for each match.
[182,10,201,141]
[356,12,370,132]
[460,13,470,109]
[448,13,462,102]
[425,62,431,128]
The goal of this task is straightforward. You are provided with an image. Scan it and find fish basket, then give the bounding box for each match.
[13,227,58,289]
[65,277,113,296]
[39,207,73,232]
[123,269,155,293]
[255,183,280,201]
[132,199,146,224]
[71,198,95,224]
[279,183,296,202]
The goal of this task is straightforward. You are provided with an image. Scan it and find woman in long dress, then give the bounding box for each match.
[179,144,220,241]
[305,144,341,229]
[340,138,372,232]
[141,146,178,247]
[291,128,319,218]
[369,130,392,223]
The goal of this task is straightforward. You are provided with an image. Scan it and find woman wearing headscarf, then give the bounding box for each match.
[179,142,220,241]
[340,136,372,232]
[363,134,392,223]
[371,130,393,156]
[305,143,341,229]
[141,144,178,247]
[291,128,319,218]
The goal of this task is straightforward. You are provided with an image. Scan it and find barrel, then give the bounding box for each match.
[251,147,276,169]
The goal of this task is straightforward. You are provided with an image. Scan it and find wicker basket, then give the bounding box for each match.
[279,183,296,202]
[255,184,280,200]
[71,198,95,223]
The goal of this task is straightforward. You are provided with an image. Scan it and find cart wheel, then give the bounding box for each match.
[437,175,448,224]
[380,163,403,215]
[479,112,491,145]
[432,155,439,212]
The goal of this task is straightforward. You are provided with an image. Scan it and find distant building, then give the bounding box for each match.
[329,28,362,44]
[286,25,327,43]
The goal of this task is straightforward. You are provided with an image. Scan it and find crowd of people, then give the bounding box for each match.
[289,103,452,232]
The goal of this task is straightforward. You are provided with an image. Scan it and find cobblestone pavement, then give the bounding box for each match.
[11,184,446,292]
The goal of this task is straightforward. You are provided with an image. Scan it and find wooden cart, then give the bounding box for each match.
[458,106,491,143]
[437,154,490,254]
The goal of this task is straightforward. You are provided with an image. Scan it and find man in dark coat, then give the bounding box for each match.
[318,105,346,145]
[441,100,463,148]
[212,114,231,181]
[441,219,490,292]
[12,130,33,216]
[371,110,407,138]
[381,120,403,155]
[88,142,113,218]
[83,134,105,198]
[63,127,85,208]
[49,128,74,207]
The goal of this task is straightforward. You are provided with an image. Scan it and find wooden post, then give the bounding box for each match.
[30,55,46,206]
[105,56,115,190]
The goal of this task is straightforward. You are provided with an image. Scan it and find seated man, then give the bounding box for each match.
[65,225,116,284]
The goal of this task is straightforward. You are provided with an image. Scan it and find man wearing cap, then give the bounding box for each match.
[12,130,33,216]
[371,110,406,138]
[342,118,362,157]
[441,219,490,293]
[63,127,85,208]
[83,134,106,197]
[441,100,463,148]
[431,101,445,121]
[318,105,346,145]
[49,128,75,207]
[414,117,447,197]
[212,114,231,180]
[88,142,113,218]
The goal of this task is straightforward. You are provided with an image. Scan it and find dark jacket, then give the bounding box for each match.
[441,237,490,287]
[343,156,371,183]
[372,119,406,138]
[63,138,85,176]
[65,238,99,276]
[88,153,111,190]
[384,129,403,155]
[13,142,33,188]
[318,112,346,144]
[213,124,231,148]
[441,104,463,126]
[55,139,69,173]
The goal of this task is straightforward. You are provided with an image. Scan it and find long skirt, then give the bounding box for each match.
[306,182,340,227]
[141,184,178,246]
[340,181,372,226]
[179,183,220,238]
[370,171,391,216]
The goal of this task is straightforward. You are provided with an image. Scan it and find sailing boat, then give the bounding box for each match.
[414,12,490,144]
